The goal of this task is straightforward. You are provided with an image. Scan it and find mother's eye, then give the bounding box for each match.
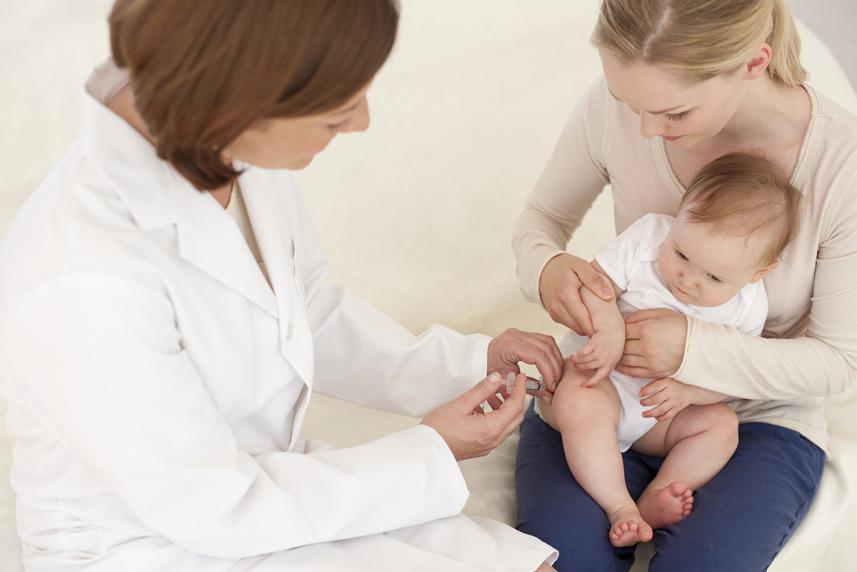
[665,111,689,121]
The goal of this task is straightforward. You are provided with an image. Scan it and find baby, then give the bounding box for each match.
[537,152,801,547]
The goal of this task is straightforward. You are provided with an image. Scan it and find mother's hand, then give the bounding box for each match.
[616,308,688,379]
[539,253,614,336]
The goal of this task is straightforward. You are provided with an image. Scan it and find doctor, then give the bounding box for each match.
[0,1,561,571]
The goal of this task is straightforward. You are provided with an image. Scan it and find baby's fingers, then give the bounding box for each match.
[655,409,677,422]
[640,380,666,398]
[577,340,596,357]
[639,394,666,407]
[642,401,672,418]
[572,353,604,370]
[584,364,612,387]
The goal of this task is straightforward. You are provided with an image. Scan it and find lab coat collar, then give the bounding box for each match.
[80,60,278,318]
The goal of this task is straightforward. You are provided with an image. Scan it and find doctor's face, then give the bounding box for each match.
[599,49,747,149]
[224,85,372,170]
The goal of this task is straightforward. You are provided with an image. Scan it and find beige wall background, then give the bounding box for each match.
[792,0,857,91]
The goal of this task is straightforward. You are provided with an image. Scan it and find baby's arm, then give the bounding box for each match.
[572,261,626,386]
[639,378,729,422]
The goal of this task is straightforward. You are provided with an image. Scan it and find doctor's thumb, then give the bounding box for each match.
[459,372,504,411]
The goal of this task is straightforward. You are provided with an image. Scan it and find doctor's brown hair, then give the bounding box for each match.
[109,0,399,190]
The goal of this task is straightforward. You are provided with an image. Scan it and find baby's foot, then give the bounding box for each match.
[607,505,654,547]
[637,481,694,529]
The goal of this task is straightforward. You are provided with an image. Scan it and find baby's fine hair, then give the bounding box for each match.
[679,152,801,265]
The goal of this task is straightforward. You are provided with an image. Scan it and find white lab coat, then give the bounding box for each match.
[0,62,555,571]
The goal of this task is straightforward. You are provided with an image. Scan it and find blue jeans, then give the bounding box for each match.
[515,403,825,572]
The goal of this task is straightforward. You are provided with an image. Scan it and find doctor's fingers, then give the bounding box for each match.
[485,394,504,411]
[515,337,564,388]
[484,374,527,430]
[457,373,506,413]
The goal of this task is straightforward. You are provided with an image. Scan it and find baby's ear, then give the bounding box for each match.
[750,260,779,283]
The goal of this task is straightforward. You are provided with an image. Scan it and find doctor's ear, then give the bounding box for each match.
[750,260,778,283]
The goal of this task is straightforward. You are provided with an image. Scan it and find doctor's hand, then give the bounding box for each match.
[487,327,564,401]
[421,372,527,461]
[539,253,614,336]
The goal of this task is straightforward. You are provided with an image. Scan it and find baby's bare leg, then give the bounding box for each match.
[632,403,739,528]
[549,365,653,547]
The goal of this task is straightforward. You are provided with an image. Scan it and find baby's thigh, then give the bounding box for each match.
[547,365,621,429]
[632,403,738,456]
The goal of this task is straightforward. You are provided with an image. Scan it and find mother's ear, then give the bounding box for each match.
[744,43,773,80]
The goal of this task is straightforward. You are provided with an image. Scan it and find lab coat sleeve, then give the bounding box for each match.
[286,180,492,418]
[3,274,470,559]
[306,279,492,418]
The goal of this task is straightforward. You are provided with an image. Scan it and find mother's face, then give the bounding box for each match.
[599,48,747,149]
[224,85,372,171]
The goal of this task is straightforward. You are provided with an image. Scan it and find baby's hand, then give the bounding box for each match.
[571,328,624,387]
[639,378,696,422]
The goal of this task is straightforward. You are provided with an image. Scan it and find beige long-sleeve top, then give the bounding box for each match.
[513,78,857,451]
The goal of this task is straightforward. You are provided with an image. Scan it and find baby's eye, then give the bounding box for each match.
[707,274,722,284]
[665,111,689,122]
[675,249,688,261]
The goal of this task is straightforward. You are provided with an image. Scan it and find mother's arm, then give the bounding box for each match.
[618,186,857,400]
[512,79,614,335]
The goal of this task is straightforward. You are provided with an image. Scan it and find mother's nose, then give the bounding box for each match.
[639,112,663,139]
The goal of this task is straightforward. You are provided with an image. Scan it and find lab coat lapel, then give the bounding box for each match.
[171,181,279,319]
[81,80,278,318]
[239,168,315,389]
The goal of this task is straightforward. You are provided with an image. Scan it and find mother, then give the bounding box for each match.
[0,1,564,570]
[514,0,857,570]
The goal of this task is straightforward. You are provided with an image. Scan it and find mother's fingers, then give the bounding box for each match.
[615,364,652,378]
[547,294,585,334]
[625,308,674,324]
[622,339,645,356]
[617,354,648,368]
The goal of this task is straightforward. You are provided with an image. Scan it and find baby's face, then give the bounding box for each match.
[657,217,772,307]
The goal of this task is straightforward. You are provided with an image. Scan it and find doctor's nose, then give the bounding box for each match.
[340,98,371,133]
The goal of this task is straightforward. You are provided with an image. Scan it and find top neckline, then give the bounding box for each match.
[651,83,820,200]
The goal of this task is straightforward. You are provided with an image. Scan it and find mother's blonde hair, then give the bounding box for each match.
[593,0,806,86]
